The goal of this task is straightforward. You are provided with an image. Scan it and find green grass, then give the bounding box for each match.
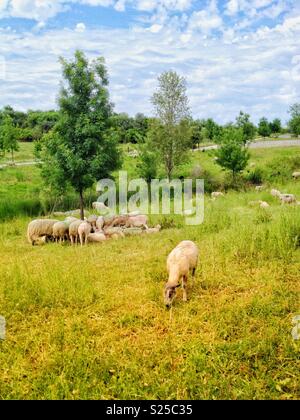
[0,142,35,164]
[0,187,299,399]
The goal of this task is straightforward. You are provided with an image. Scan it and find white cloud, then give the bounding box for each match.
[75,22,86,32]
[0,0,299,123]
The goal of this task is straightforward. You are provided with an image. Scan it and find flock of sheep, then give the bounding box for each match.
[27,209,161,246]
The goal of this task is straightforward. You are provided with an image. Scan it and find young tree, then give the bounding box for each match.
[151,71,191,178]
[40,50,121,220]
[137,143,159,184]
[0,115,20,163]
[288,104,300,137]
[236,111,256,144]
[258,117,271,138]
[215,127,250,181]
[269,118,282,135]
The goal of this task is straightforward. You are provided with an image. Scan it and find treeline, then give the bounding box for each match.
[1,103,299,154]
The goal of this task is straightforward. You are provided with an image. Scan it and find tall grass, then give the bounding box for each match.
[0,187,299,400]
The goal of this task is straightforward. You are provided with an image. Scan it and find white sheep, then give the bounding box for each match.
[53,221,69,243]
[145,225,162,234]
[78,221,92,246]
[27,219,58,245]
[69,220,84,245]
[87,232,107,243]
[92,202,110,214]
[259,200,270,209]
[271,189,281,198]
[164,240,199,308]
[96,216,104,231]
[87,215,98,231]
[292,172,300,179]
[64,216,79,225]
[255,185,264,192]
[279,194,296,204]
[211,192,224,199]
[125,215,148,229]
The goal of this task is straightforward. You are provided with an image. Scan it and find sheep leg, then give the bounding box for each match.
[182,275,188,302]
[192,267,196,277]
[70,235,74,246]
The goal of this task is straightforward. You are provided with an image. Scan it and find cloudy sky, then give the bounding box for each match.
[0,0,299,123]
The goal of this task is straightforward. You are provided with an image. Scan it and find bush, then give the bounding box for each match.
[245,167,264,185]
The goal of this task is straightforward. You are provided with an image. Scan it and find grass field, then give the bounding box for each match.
[0,145,299,400]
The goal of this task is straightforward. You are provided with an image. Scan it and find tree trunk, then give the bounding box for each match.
[11,149,14,164]
[79,190,84,220]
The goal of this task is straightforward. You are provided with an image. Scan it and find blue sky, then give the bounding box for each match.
[0,0,300,123]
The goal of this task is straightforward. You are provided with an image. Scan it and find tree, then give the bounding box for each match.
[288,104,300,137]
[236,111,256,144]
[258,117,271,138]
[205,118,221,142]
[191,119,205,149]
[137,143,159,184]
[269,118,282,135]
[215,127,250,181]
[151,70,191,178]
[0,115,20,163]
[40,50,122,220]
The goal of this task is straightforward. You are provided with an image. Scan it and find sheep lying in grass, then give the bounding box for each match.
[271,189,281,198]
[211,192,224,199]
[164,240,199,308]
[145,225,162,234]
[255,185,264,192]
[292,172,300,179]
[69,220,83,245]
[92,202,110,214]
[279,194,296,204]
[27,219,58,245]
[87,232,107,243]
[53,221,69,243]
[78,221,92,246]
[125,215,148,229]
[259,201,270,209]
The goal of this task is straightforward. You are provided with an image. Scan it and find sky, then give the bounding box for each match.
[0,0,299,124]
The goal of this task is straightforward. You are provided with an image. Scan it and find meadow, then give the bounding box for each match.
[0,144,299,400]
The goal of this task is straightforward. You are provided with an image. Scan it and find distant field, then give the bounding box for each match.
[0,142,35,164]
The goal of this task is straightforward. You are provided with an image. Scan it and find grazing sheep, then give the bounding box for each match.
[92,202,110,214]
[78,221,92,246]
[87,215,98,232]
[69,220,83,245]
[279,194,297,204]
[145,225,162,234]
[106,215,129,228]
[64,216,79,225]
[125,215,148,229]
[164,241,199,308]
[27,219,58,245]
[103,215,116,228]
[255,185,264,192]
[34,236,48,246]
[96,216,105,231]
[292,172,300,179]
[87,232,107,243]
[211,192,224,199]
[53,221,69,243]
[259,200,270,209]
[271,189,281,198]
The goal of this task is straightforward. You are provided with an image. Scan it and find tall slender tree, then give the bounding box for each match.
[40,50,121,219]
[151,71,191,178]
